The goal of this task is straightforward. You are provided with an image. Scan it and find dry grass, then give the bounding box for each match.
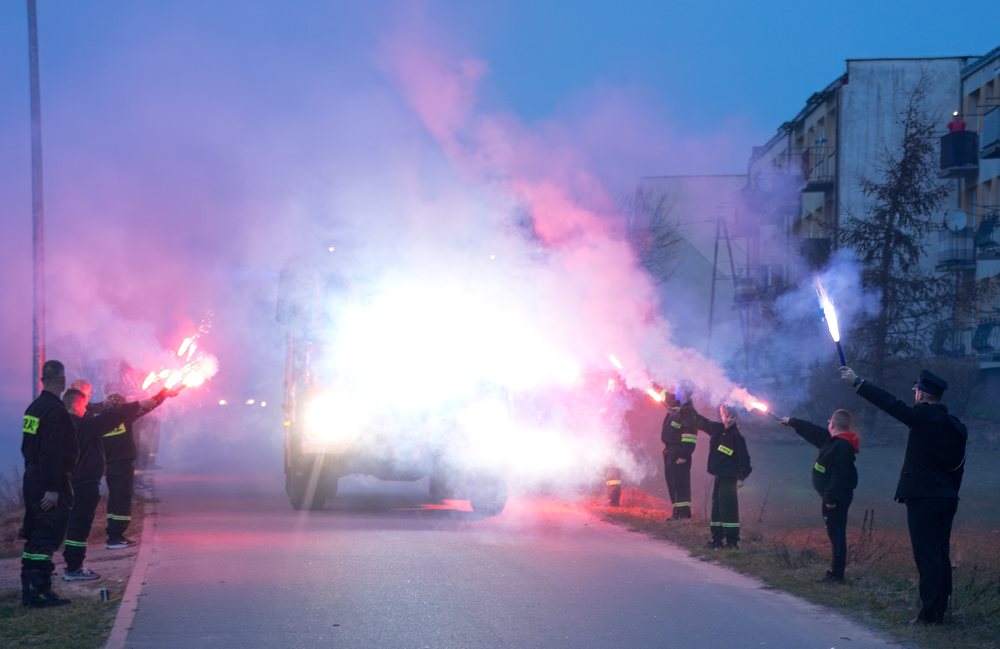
[596,494,1000,649]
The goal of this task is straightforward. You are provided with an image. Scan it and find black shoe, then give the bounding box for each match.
[107,537,138,550]
[704,540,724,550]
[725,541,739,550]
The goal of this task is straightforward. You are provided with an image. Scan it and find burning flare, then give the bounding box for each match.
[815,278,847,366]
[142,327,219,392]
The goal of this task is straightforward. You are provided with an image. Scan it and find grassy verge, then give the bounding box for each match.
[0,492,148,649]
[596,489,1000,649]
[0,590,117,649]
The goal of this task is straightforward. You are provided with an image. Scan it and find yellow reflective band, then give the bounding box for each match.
[23,415,40,435]
[710,522,724,527]
[681,434,698,444]
[605,479,622,486]
[671,421,682,429]
[721,523,741,528]
[104,423,127,437]
[107,514,132,521]
[717,444,734,456]
[22,552,50,561]
[674,501,691,507]
[64,540,87,548]
[814,463,827,474]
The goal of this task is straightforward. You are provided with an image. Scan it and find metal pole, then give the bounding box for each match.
[27,0,45,393]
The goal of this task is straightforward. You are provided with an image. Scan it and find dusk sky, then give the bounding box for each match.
[1,1,999,439]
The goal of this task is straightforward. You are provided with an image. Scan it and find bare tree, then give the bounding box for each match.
[623,188,685,284]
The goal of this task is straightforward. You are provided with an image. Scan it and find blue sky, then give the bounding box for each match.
[0,0,999,412]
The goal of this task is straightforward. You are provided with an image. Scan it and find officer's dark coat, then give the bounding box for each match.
[857,381,967,501]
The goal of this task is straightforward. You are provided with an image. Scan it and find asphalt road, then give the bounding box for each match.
[121,473,904,649]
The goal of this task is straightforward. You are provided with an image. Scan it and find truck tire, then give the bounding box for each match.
[287,457,328,510]
[469,479,507,516]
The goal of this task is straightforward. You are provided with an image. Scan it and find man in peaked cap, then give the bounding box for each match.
[840,366,968,625]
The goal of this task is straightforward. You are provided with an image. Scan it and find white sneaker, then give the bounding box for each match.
[64,567,100,581]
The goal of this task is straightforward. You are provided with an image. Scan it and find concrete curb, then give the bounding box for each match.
[104,495,157,649]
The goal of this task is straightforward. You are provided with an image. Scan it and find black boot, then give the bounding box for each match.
[23,569,70,608]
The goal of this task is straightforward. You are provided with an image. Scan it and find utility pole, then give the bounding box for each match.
[27,0,45,393]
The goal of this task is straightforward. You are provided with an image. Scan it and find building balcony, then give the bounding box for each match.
[798,237,831,270]
[789,146,836,192]
[939,130,979,178]
[935,228,976,271]
[735,182,800,234]
[732,265,786,304]
[973,318,1000,369]
[931,324,974,359]
[975,213,1000,260]
[981,106,1000,159]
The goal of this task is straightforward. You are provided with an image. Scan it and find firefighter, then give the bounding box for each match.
[693,404,752,549]
[841,366,967,625]
[101,389,142,549]
[61,387,174,579]
[779,410,859,583]
[604,467,623,506]
[660,385,697,521]
[20,360,76,608]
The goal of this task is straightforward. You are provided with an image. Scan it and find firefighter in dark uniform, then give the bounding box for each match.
[20,359,76,608]
[841,367,967,624]
[62,387,174,578]
[660,386,697,520]
[780,409,860,583]
[693,404,752,549]
[99,391,142,548]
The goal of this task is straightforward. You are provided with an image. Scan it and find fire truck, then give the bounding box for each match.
[276,252,508,514]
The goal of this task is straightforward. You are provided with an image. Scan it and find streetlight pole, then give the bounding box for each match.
[27,0,45,393]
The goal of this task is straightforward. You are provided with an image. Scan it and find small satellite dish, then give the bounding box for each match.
[944,209,967,232]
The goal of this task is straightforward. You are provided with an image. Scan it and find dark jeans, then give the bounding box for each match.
[63,480,101,571]
[663,452,692,517]
[822,493,852,578]
[906,498,958,623]
[710,476,740,543]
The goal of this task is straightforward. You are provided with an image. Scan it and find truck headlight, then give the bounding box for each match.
[301,393,363,447]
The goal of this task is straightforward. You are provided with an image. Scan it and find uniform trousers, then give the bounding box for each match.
[21,466,72,574]
[710,476,740,544]
[663,451,692,517]
[906,497,958,623]
[105,460,135,539]
[63,480,101,570]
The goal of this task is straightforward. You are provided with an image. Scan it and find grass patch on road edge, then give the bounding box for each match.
[0,496,148,649]
[595,492,1000,649]
[0,590,116,649]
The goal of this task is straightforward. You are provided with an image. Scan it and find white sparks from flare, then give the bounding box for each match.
[815,278,841,343]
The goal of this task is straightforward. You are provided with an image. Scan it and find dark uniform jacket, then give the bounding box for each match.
[787,418,859,505]
[661,401,698,462]
[70,402,144,483]
[857,380,967,501]
[22,390,77,494]
[694,414,752,480]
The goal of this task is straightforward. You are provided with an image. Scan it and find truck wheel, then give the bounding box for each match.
[469,479,507,516]
[429,473,452,501]
[287,458,328,510]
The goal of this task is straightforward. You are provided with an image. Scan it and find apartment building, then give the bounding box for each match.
[738,51,1000,371]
